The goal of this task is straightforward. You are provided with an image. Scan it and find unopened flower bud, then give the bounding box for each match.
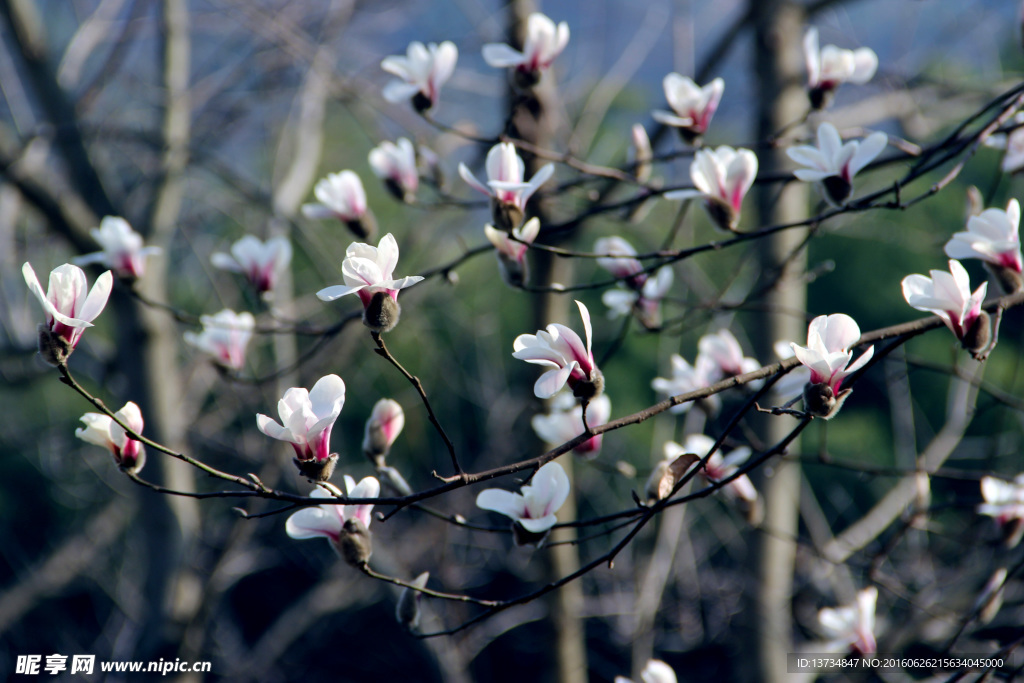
[38,323,72,367]
[337,517,373,567]
[962,309,991,357]
[396,571,430,632]
[363,291,401,333]
[491,199,525,233]
[965,186,984,219]
[293,453,339,483]
[512,520,550,548]
[990,263,1024,295]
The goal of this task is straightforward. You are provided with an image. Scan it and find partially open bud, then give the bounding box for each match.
[803,382,852,419]
[570,368,605,400]
[363,291,401,333]
[491,198,525,234]
[38,323,72,367]
[337,517,373,567]
[512,520,550,548]
[704,196,739,232]
[989,263,1024,295]
[822,175,853,206]
[363,398,405,463]
[293,453,339,483]
[396,571,430,633]
[962,309,991,357]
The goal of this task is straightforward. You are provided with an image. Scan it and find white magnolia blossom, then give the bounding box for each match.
[651,352,722,415]
[381,41,457,111]
[595,236,646,287]
[614,659,678,683]
[482,12,569,80]
[211,235,292,295]
[459,142,554,229]
[23,262,113,359]
[602,266,673,327]
[75,401,146,472]
[698,329,760,378]
[665,146,758,231]
[369,138,419,202]
[301,171,368,222]
[257,375,346,464]
[73,216,160,279]
[362,398,405,459]
[804,27,877,108]
[901,260,988,345]
[183,309,255,371]
[818,587,878,656]
[476,461,570,534]
[945,199,1023,288]
[285,477,380,543]
[786,123,887,205]
[790,313,873,395]
[531,392,611,459]
[667,435,757,503]
[513,300,602,399]
[652,74,724,139]
[979,475,1024,524]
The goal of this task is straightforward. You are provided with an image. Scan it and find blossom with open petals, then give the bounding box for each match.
[285,477,380,562]
[362,398,405,463]
[76,401,146,472]
[902,260,989,352]
[476,461,569,545]
[302,171,377,240]
[183,309,254,371]
[381,41,457,112]
[818,587,878,656]
[615,659,678,683]
[652,352,722,415]
[602,266,673,328]
[945,199,1023,293]
[787,123,887,205]
[513,300,603,399]
[482,12,569,88]
[23,262,113,365]
[317,233,424,333]
[652,74,724,142]
[699,329,759,379]
[485,217,540,286]
[665,146,758,232]
[257,374,346,481]
[804,27,877,109]
[369,138,419,203]
[595,236,646,289]
[459,142,554,232]
[211,235,291,296]
[73,217,160,280]
[531,392,611,459]
[790,313,873,418]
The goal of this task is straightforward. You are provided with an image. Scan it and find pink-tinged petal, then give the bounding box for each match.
[486,143,525,185]
[211,252,242,272]
[342,257,385,289]
[518,514,558,533]
[476,488,525,520]
[516,217,541,243]
[375,233,400,281]
[533,461,570,515]
[458,163,493,197]
[482,43,526,67]
[841,345,874,376]
[576,300,594,358]
[77,270,113,322]
[534,364,576,398]
[726,149,758,211]
[652,110,693,128]
[512,335,566,367]
[821,313,861,352]
[787,145,830,170]
[346,475,380,527]
[285,506,342,541]
[790,342,833,385]
[309,373,346,415]
[22,262,53,317]
[257,413,299,444]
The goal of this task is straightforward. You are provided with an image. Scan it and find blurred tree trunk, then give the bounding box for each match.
[750,2,807,682]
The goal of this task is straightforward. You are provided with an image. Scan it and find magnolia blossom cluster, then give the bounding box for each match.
[482,12,569,89]
[476,461,570,547]
[76,401,146,473]
[666,146,758,232]
[803,27,878,109]
[211,235,292,297]
[381,41,458,112]
[902,260,989,356]
[302,171,377,241]
[945,199,1023,294]
[460,142,554,233]
[787,123,887,206]
[23,262,112,366]
[513,300,603,400]
[285,478,380,566]
[369,138,419,204]
[652,74,724,142]
[184,309,254,371]
[651,329,759,415]
[74,217,160,280]
[595,236,673,328]
[789,314,873,419]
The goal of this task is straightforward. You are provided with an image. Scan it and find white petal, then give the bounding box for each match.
[482,43,526,68]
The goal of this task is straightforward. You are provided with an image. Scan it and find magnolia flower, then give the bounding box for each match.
[183,309,255,371]
[665,146,758,232]
[476,461,570,545]
[652,74,724,141]
[651,352,722,415]
[668,435,757,505]
[602,266,673,328]
[804,27,878,109]
[699,329,760,378]
[363,398,405,463]
[482,12,569,88]
[979,475,1024,547]
[75,401,146,472]
[630,124,653,183]
[317,233,424,333]
[485,217,540,286]
[285,478,380,562]
[790,313,874,418]
[257,374,346,481]
[945,199,1023,293]
[211,235,292,296]
[369,138,419,203]
[381,41,458,112]
[902,260,989,353]
[23,262,113,365]
[459,142,554,232]
[301,171,377,240]
[614,659,678,683]
[595,236,646,289]
[73,216,160,280]
[786,123,887,206]
[513,300,603,399]
[531,392,611,459]
[818,587,878,656]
